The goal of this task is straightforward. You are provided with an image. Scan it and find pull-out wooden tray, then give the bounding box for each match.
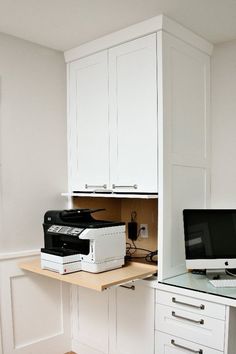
[19,258,157,291]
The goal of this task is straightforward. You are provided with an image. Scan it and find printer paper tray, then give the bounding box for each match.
[19,258,157,291]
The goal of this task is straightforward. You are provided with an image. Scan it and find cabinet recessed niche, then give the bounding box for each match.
[72,196,158,257]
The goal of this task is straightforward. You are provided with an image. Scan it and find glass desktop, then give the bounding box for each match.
[161,271,236,302]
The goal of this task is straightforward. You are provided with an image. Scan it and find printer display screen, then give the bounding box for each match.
[48,224,83,237]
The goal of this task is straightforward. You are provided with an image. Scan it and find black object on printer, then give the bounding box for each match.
[42,208,125,258]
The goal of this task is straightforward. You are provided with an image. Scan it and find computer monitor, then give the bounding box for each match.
[183,209,236,271]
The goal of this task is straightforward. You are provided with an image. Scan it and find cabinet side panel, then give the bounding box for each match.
[211,41,236,208]
[158,32,211,280]
[170,166,208,271]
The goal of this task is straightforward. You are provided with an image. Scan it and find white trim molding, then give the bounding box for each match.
[64,15,213,63]
[0,250,40,261]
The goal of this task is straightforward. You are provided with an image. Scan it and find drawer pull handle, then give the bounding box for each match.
[171,339,203,354]
[172,311,204,325]
[112,184,138,189]
[85,184,107,189]
[120,285,135,290]
[172,297,205,310]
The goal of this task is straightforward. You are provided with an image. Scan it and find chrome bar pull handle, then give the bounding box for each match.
[120,285,135,290]
[172,297,205,310]
[112,184,138,189]
[171,340,203,353]
[172,311,204,325]
[85,184,107,189]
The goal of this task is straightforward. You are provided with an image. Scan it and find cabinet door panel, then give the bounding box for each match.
[109,34,158,193]
[75,287,109,354]
[110,282,155,354]
[68,51,109,191]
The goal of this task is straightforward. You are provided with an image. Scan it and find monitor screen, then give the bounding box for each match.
[183,209,236,270]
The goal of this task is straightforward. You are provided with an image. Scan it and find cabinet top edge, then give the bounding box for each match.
[64,14,213,63]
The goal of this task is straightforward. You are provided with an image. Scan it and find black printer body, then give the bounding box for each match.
[41,208,126,274]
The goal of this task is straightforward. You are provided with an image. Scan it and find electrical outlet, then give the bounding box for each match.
[140,224,148,238]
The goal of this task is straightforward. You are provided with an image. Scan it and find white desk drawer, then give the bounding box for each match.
[156,290,226,320]
[155,304,225,351]
[155,331,223,354]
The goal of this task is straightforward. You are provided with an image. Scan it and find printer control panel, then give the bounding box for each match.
[47,225,83,237]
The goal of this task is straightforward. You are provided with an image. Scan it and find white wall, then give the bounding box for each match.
[211,40,236,208]
[0,32,67,253]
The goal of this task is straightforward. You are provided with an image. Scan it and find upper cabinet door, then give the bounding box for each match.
[68,51,110,192]
[109,34,158,193]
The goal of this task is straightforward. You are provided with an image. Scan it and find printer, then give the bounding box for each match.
[41,208,126,274]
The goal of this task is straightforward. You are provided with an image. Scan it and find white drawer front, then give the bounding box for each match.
[155,331,223,354]
[155,304,225,351]
[156,290,226,320]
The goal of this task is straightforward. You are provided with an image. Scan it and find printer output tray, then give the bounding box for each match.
[41,247,80,257]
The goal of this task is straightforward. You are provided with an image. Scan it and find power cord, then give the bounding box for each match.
[126,240,158,263]
[226,269,236,277]
[145,250,157,263]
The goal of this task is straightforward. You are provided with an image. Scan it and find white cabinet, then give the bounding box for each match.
[110,282,155,354]
[155,290,226,354]
[64,14,214,354]
[67,34,157,194]
[71,281,155,354]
